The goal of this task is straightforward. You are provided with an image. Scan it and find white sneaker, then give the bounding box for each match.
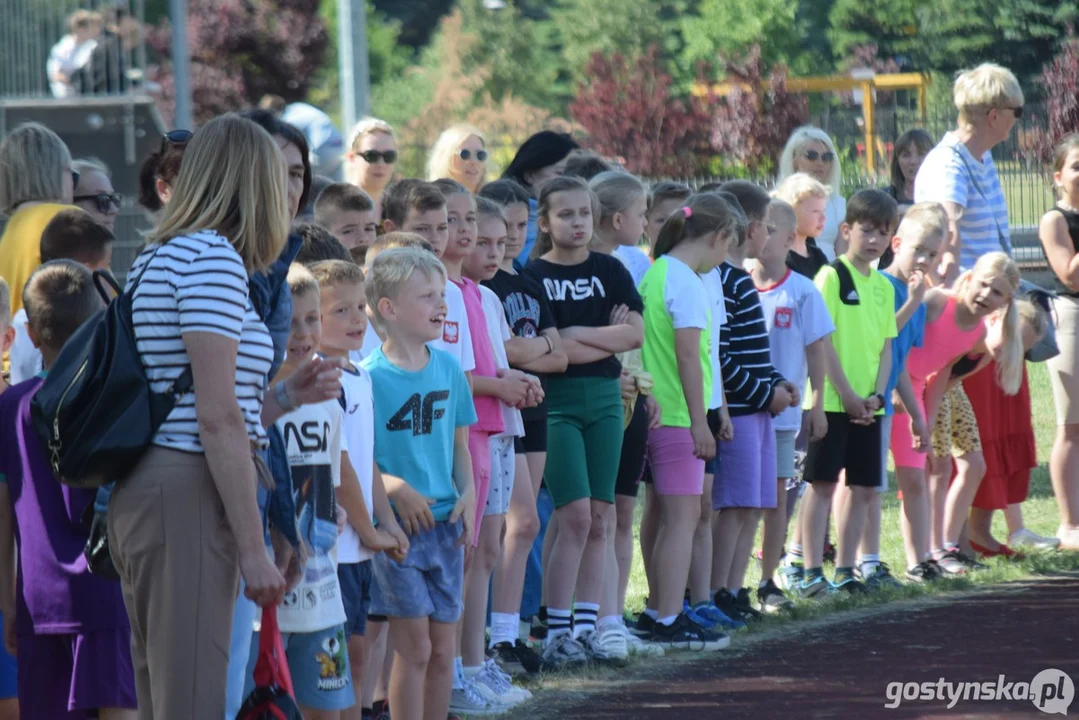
[621,622,665,657]
[1009,528,1061,550]
[1058,526,1079,551]
[479,659,531,704]
[579,626,629,666]
[450,677,505,717]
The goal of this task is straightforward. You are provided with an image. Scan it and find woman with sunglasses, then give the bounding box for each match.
[777,127,846,262]
[427,123,489,193]
[345,117,397,220]
[72,158,122,231]
[0,122,77,318]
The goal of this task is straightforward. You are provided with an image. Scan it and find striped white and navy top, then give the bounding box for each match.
[129,230,274,453]
[715,263,785,417]
[914,131,1011,270]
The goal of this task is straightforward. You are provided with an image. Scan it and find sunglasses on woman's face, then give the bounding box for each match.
[459,148,488,162]
[74,192,123,214]
[805,150,835,163]
[70,169,80,188]
[160,129,193,154]
[359,149,397,164]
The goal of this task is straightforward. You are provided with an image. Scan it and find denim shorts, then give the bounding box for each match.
[245,624,354,711]
[338,560,374,638]
[369,520,465,624]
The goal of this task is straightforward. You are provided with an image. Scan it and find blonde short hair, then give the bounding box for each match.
[777,127,842,190]
[773,172,831,207]
[72,157,111,180]
[0,277,10,327]
[953,63,1024,126]
[287,262,320,299]
[309,259,365,291]
[427,124,486,187]
[348,117,395,153]
[0,122,72,214]
[767,198,797,232]
[896,202,948,246]
[365,246,446,332]
[151,114,290,273]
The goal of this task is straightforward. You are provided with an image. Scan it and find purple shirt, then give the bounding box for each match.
[0,378,129,635]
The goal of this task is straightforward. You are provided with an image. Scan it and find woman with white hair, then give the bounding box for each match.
[777,126,846,261]
[345,117,397,219]
[915,63,1059,554]
[427,124,488,193]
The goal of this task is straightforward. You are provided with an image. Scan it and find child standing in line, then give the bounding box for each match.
[315,183,380,256]
[799,189,899,598]
[644,182,692,256]
[308,260,410,720]
[362,247,478,720]
[750,199,833,613]
[476,180,569,659]
[774,173,831,281]
[709,182,797,622]
[0,263,136,720]
[638,193,735,651]
[522,176,644,668]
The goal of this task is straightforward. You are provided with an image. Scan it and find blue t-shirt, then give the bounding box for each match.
[362,346,478,522]
[883,273,926,416]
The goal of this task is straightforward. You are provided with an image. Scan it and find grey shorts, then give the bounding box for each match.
[776,429,797,479]
[878,414,892,493]
[370,519,465,624]
[484,436,516,517]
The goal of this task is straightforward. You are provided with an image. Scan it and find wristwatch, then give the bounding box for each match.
[873,392,886,407]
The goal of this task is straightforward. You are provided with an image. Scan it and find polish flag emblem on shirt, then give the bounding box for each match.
[774,307,793,329]
[443,321,459,344]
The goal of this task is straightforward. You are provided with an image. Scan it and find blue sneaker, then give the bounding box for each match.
[795,575,835,600]
[681,600,716,630]
[692,601,747,631]
[778,558,804,591]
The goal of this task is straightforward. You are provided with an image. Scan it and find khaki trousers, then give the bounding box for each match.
[109,445,240,719]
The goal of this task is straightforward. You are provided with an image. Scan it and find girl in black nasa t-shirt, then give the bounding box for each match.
[522,176,644,664]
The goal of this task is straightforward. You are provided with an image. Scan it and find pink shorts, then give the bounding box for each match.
[890,394,930,470]
[468,430,492,546]
[646,427,705,496]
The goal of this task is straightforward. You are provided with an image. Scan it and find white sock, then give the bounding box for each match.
[463,665,482,679]
[658,615,678,626]
[643,608,659,620]
[596,615,622,633]
[860,554,880,574]
[488,612,519,648]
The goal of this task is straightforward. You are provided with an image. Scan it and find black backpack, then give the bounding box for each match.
[30,249,193,488]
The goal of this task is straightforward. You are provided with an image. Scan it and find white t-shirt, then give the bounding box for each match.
[614,245,653,286]
[8,310,41,386]
[275,396,347,633]
[479,286,524,438]
[701,268,727,410]
[129,231,275,452]
[357,281,475,371]
[337,361,375,564]
[756,269,834,431]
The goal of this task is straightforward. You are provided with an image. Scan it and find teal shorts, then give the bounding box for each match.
[543,376,624,507]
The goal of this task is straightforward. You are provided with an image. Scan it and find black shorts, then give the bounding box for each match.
[704,409,720,475]
[803,412,883,487]
[520,415,548,454]
[615,395,649,497]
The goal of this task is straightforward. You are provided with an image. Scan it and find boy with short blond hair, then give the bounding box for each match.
[361,247,477,720]
[315,184,378,253]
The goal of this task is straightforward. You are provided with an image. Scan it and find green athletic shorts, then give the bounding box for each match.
[543,376,624,507]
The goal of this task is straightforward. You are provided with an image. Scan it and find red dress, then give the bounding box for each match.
[963,362,1037,510]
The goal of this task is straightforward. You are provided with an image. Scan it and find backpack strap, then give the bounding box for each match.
[128,244,195,396]
[830,259,860,306]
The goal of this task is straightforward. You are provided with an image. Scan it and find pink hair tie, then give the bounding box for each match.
[682,206,692,218]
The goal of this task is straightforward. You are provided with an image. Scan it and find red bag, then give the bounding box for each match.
[236,605,303,720]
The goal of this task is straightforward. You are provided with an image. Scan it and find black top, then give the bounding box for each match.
[786,237,830,280]
[484,269,557,420]
[524,252,644,379]
[1048,206,1079,297]
[951,353,983,379]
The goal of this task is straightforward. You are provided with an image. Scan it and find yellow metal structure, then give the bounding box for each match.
[693,72,931,174]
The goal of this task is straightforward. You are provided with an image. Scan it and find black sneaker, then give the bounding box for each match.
[904,560,941,583]
[834,576,869,595]
[714,588,749,623]
[650,612,730,651]
[757,579,794,614]
[490,639,541,675]
[630,610,656,638]
[528,614,548,642]
[734,587,764,621]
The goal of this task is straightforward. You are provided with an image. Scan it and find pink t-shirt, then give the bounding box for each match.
[454,277,504,434]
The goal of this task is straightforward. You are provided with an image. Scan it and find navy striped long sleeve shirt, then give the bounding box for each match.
[717,262,785,416]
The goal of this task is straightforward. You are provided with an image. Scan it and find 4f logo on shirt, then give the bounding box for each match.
[543,277,606,302]
[443,320,459,344]
[774,307,793,329]
[283,420,331,452]
[388,391,449,435]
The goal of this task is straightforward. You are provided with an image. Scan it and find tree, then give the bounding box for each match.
[828,0,922,66]
[570,47,714,176]
[148,0,329,122]
[709,45,809,174]
[681,0,803,73]
[1029,28,1079,164]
